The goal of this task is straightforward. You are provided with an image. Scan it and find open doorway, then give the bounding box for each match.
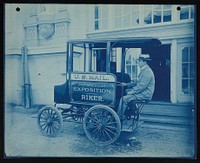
[142,44,171,102]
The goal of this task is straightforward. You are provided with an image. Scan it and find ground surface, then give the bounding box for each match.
[4,104,195,158]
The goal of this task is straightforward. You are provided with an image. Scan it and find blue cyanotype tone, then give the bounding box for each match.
[4,4,196,158]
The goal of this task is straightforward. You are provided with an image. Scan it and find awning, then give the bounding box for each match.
[67,37,162,48]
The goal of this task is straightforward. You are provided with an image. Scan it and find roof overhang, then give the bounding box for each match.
[67,37,162,48]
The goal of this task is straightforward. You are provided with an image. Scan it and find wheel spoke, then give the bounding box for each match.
[84,106,121,146]
[92,113,100,122]
[42,111,49,119]
[40,116,48,121]
[87,115,99,123]
[93,128,101,140]
[52,115,59,122]
[86,125,97,130]
[52,121,60,129]
[104,116,115,124]
[47,125,51,134]
[51,124,56,133]
[44,124,49,133]
[40,122,48,128]
[48,126,52,134]
[105,125,118,130]
[104,129,112,140]
[51,110,57,119]
[46,110,50,118]
[105,127,117,136]
[89,127,99,135]
[102,111,109,123]
[85,120,98,126]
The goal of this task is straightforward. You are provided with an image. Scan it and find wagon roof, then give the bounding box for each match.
[67,37,162,47]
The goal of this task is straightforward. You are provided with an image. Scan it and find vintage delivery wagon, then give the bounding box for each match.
[37,37,162,146]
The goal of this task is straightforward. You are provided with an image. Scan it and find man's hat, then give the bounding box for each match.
[138,53,152,61]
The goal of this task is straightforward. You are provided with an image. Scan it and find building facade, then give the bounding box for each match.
[5,4,195,106]
[85,4,196,104]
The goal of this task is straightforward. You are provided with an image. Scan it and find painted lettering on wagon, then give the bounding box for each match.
[71,82,115,104]
[71,73,115,82]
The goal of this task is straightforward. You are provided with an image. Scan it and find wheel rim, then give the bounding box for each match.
[83,105,121,146]
[37,106,63,137]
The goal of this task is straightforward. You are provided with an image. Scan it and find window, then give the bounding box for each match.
[94,5,108,30]
[181,46,194,95]
[125,48,141,81]
[114,5,139,28]
[179,5,194,20]
[143,5,172,24]
[72,46,84,72]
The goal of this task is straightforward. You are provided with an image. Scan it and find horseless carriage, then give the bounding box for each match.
[37,37,162,146]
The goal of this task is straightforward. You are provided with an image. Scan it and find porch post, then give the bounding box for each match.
[106,41,111,73]
[21,45,32,108]
[171,39,177,103]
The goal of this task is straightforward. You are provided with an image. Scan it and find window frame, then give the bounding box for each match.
[181,46,195,95]
[94,5,109,30]
[178,5,194,21]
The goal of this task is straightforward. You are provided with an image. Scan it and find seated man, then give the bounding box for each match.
[117,54,155,119]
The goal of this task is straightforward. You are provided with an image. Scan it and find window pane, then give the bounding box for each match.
[180,7,189,20]
[182,63,189,78]
[153,5,161,23]
[190,63,195,78]
[126,65,131,74]
[144,10,152,24]
[95,20,99,30]
[95,6,99,19]
[190,79,194,94]
[126,54,131,64]
[182,79,189,94]
[163,10,171,22]
[190,47,194,62]
[191,6,194,18]
[153,11,161,23]
[182,47,188,62]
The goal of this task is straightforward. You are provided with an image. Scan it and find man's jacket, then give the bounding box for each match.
[127,65,155,101]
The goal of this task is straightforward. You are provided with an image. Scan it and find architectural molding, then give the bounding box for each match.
[87,21,194,41]
[23,8,71,47]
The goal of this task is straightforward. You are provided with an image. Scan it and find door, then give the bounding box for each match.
[142,44,171,102]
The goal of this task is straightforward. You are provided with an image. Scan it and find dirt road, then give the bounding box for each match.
[4,105,195,158]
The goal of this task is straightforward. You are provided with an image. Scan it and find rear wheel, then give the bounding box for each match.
[83,105,121,146]
[37,106,63,137]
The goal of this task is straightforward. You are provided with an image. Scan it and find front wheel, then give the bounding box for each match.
[83,105,121,146]
[37,106,63,137]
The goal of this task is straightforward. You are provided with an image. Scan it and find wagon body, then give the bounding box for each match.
[37,37,162,146]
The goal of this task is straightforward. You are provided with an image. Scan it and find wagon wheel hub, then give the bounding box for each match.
[47,119,53,125]
[97,123,104,130]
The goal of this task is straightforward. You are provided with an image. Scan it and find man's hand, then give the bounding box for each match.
[127,81,137,88]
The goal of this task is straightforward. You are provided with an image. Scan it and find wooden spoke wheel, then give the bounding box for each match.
[83,105,121,146]
[37,106,63,137]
